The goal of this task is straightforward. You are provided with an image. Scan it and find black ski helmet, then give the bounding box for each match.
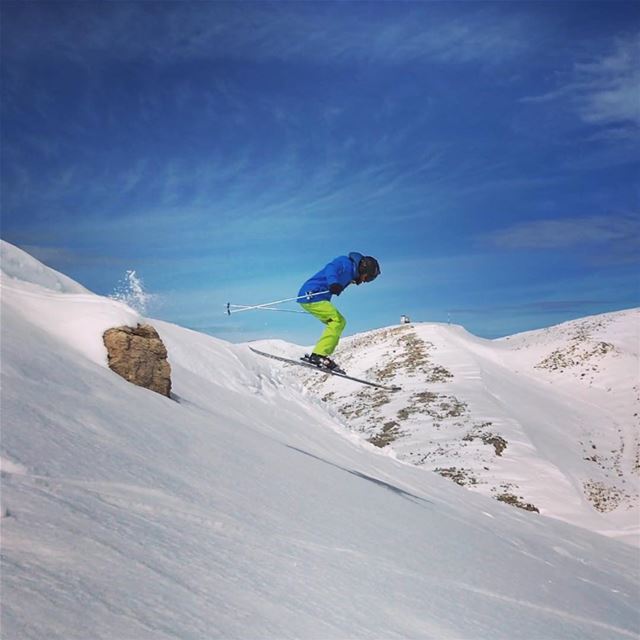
[358,256,380,282]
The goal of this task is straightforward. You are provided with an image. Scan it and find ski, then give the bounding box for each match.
[249,347,401,392]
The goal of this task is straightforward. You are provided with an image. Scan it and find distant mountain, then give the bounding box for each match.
[262,309,639,545]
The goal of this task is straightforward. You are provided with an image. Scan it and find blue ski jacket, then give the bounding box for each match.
[298,252,363,303]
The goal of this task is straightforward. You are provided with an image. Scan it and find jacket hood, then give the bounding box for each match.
[348,252,364,267]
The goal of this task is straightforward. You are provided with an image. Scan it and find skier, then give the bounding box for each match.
[298,252,380,371]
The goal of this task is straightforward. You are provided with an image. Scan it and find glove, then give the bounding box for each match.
[329,283,344,296]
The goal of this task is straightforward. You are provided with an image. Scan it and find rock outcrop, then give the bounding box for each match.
[103,324,172,397]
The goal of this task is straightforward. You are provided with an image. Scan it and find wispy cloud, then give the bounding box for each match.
[522,33,640,128]
[2,2,530,68]
[485,214,639,250]
[574,35,640,127]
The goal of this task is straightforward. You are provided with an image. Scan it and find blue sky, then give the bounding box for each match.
[1,1,638,345]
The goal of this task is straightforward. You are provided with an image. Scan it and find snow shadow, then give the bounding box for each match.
[286,446,432,507]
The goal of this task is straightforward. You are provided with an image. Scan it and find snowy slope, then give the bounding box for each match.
[261,311,639,546]
[1,240,639,640]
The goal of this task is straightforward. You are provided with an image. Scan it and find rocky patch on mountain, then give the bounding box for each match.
[397,391,468,424]
[533,317,618,382]
[495,493,539,513]
[582,480,632,513]
[536,339,615,373]
[373,329,454,383]
[463,423,507,456]
[434,466,478,487]
[368,421,405,448]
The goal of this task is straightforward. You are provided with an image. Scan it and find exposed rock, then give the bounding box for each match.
[463,424,508,457]
[434,466,478,487]
[583,480,630,513]
[367,421,404,448]
[496,493,539,513]
[103,324,172,397]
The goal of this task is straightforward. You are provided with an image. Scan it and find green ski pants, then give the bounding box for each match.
[299,300,347,356]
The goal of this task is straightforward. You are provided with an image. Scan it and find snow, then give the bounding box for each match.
[0,241,89,295]
[1,239,639,639]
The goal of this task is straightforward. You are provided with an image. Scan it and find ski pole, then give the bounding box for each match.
[226,290,330,315]
[229,306,308,315]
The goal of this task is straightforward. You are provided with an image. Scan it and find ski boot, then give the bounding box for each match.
[303,353,345,374]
